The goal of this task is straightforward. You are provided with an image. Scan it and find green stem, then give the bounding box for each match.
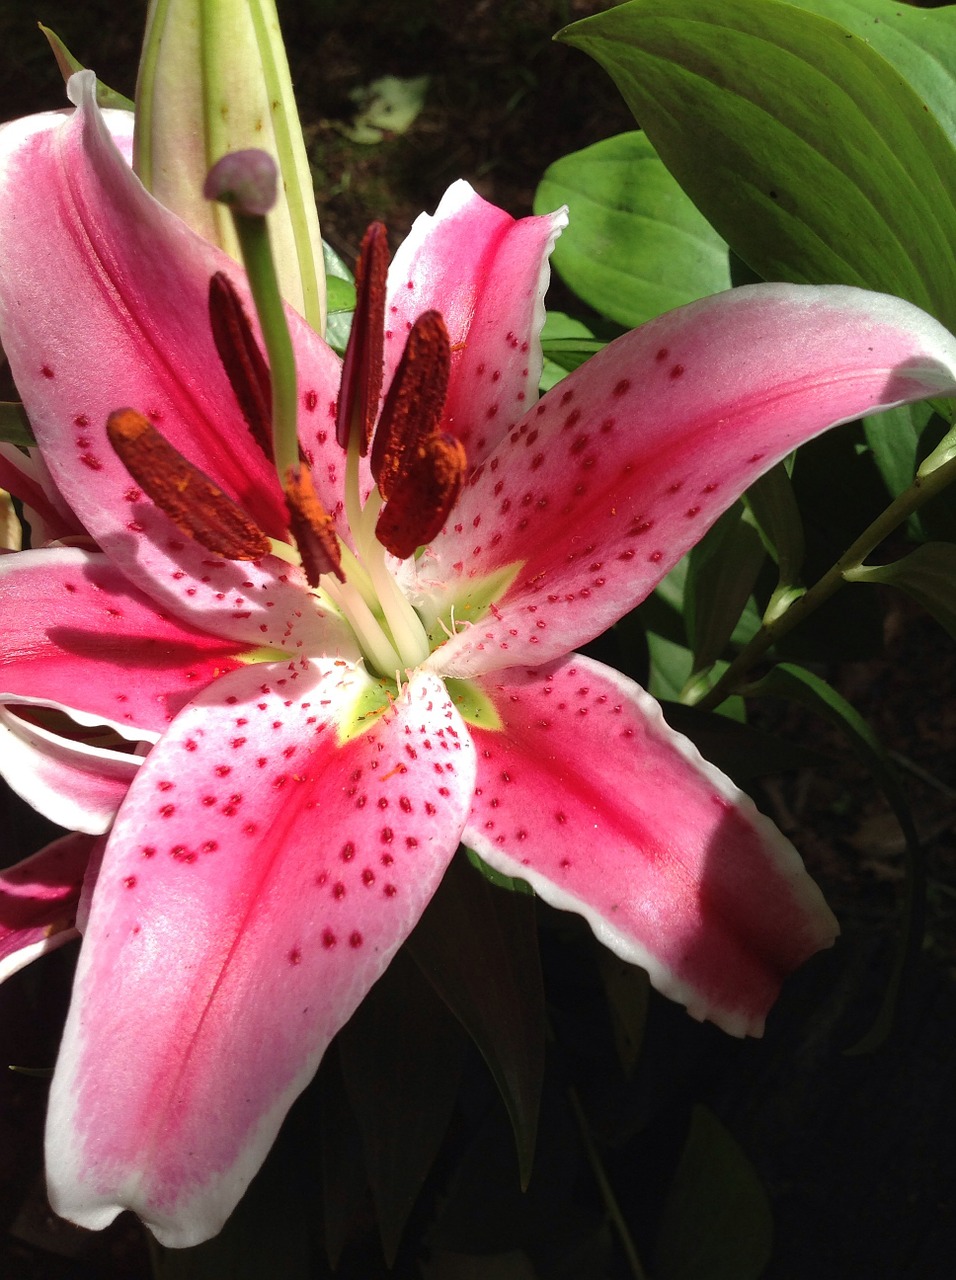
[697,450,956,712]
[231,211,300,483]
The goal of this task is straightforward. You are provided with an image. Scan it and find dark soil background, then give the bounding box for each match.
[1,1,955,1277]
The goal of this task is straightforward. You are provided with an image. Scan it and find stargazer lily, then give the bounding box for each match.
[3,71,956,1247]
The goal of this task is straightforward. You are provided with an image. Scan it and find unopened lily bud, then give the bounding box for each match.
[135,0,326,332]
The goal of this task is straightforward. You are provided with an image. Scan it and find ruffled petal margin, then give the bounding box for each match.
[463,655,838,1036]
[46,661,476,1247]
[386,179,567,464]
[424,284,956,676]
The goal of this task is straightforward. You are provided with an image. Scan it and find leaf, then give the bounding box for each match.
[746,663,924,1053]
[539,310,603,392]
[0,403,36,448]
[558,0,956,333]
[318,1050,373,1269]
[790,0,956,148]
[407,850,546,1187]
[861,401,931,504]
[343,75,430,144]
[337,950,466,1264]
[594,951,649,1078]
[534,132,730,328]
[660,702,829,782]
[323,241,354,353]
[654,1105,772,1280]
[743,462,805,582]
[38,24,135,111]
[847,542,956,640]
[685,504,765,676]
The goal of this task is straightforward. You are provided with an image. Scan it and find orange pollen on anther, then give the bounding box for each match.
[335,221,389,454]
[371,309,451,501]
[375,432,467,560]
[283,463,344,586]
[208,272,273,462]
[106,409,272,560]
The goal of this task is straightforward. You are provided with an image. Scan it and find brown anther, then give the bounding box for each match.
[208,272,273,461]
[335,221,389,454]
[284,463,344,586]
[371,310,450,501]
[107,409,271,560]
[375,432,466,560]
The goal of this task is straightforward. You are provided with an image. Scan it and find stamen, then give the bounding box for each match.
[208,273,273,461]
[284,463,345,585]
[107,408,271,560]
[376,432,467,560]
[336,222,389,454]
[371,310,450,500]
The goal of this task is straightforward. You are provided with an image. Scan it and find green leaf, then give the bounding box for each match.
[0,402,36,448]
[847,542,956,640]
[534,131,730,328]
[325,274,356,314]
[318,1050,373,1269]
[654,1105,772,1280]
[746,663,924,1053]
[862,401,931,504]
[558,0,956,333]
[39,24,135,111]
[407,850,545,1187]
[595,951,649,1077]
[323,241,354,353]
[337,950,466,1263]
[661,701,829,782]
[685,504,765,676]
[539,310,603,391]
[791,0,956,148]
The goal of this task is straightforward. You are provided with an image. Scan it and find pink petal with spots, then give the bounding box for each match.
[422,284,956,677]
[0,73,344,628]
[385,180,567,465]
[0,706,140,833]
[0,549,250,735]
[464,656,837,1036]
[46,661,475,1247]
[0,833,97,982]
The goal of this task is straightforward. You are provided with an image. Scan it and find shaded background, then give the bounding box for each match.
[1,1,955,1276]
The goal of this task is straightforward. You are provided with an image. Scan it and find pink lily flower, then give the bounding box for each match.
[3,71,956,1246]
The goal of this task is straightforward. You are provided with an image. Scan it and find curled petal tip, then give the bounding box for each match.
[204,150,278,217]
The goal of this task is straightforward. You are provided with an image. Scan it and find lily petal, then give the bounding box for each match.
[0,444,82,544]
[386,180,567,464]
[423,284,956,676]
[46,662,476,1247]
[0,834,97,982]
[0,73,344,639]
[463,655,837,1037]
[0,706,140,833]
[0,548,251,735]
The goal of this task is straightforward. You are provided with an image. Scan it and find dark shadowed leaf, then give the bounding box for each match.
[660,701,828,782]
[337,949,466,1264]
[318,1050,371,1269]
[0,403,35,448]
[847,542,956,640]
[746,663,923,1052]
[654,1105,772,1280]
[408,848,546,1186]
